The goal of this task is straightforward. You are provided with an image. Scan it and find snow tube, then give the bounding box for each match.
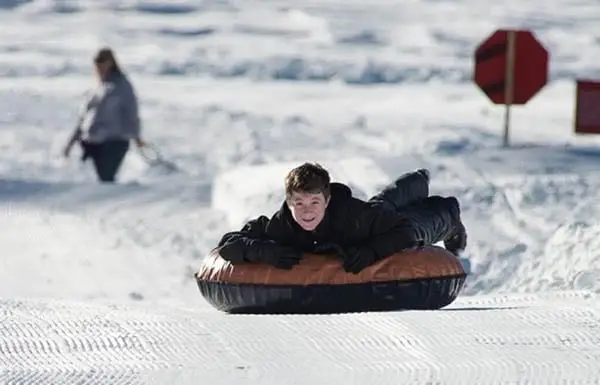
[195,246,466,314]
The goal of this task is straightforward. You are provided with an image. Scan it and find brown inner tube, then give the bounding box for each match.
[196,246,464,286]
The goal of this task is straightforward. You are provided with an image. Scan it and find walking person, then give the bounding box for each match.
[63,47,146,182]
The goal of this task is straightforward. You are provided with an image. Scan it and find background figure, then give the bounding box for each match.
[63,47,146,182]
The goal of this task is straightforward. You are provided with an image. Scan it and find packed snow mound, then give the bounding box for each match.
[212,157,389,229]
[544,221,600,293]
[0,203,189,302]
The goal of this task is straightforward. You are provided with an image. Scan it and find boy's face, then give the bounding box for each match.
[287,190,330,231]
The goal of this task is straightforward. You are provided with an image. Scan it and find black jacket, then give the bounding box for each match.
[217,183,420,265]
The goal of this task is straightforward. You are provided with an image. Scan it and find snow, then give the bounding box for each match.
[2,292,599,384]
[1,0,600,383]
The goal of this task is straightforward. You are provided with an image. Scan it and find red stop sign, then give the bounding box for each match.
[474,29,549,105]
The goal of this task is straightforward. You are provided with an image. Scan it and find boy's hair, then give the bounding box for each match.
[285,162,331,200]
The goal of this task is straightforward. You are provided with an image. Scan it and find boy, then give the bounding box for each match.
[217,162,467,274]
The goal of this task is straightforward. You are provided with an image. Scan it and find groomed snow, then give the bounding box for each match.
[1,292,599,385]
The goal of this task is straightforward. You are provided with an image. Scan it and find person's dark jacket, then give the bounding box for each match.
[217,182,427,273]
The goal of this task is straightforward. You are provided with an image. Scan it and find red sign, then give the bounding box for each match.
[474,29,549,105]
[574,80,600,134]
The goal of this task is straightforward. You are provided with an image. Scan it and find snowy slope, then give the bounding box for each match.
[1,0,600,383]
[2,292,599,385]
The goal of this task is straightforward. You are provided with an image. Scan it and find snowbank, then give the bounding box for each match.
[542,221,600,293]
[0,204,189,302]
[211,157,389,229]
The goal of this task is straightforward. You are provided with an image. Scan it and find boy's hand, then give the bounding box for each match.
[271,246,303,269]
[313,242,345,256]
[342,247,377,274]
[253,241,302,270]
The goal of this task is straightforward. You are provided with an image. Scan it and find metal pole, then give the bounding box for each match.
[503,30,517,147]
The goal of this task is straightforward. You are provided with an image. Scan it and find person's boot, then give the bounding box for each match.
[443,197,467,256]
[368,168,430,211]
[400,195,467,255]
[415,168,430,184]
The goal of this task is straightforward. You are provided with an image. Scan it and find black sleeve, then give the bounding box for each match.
[217,216,272,263]
[349,201,419,261]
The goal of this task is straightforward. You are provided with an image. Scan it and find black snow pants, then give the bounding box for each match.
[368,169,461,247]
[81,139,130,183]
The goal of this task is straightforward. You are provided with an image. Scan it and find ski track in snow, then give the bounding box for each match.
[1,292,599,385]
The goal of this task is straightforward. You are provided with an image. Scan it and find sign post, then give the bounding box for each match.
[474,29,549,147]
[503,30,516,147]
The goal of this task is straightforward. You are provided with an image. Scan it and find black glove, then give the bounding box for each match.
[342,247,378,274]
[313,242,345,256]
[252,240,303,270]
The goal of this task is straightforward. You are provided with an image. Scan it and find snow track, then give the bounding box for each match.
[1,292,599,385]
